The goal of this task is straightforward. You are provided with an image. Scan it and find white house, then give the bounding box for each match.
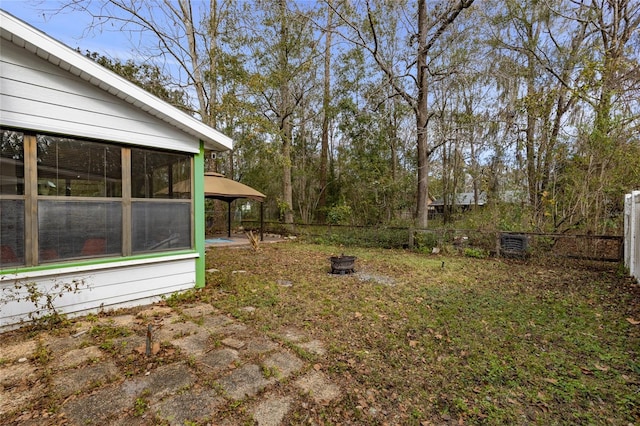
[0,10,233,328]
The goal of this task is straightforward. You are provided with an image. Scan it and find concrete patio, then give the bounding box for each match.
[0,301,340,425]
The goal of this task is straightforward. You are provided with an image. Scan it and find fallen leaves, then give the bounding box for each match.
[204,243,639,424]
[134,342,161,356]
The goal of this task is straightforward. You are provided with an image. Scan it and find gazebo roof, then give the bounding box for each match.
[204,172,266,202]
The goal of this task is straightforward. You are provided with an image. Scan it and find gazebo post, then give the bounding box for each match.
[260,202,264,241]
[227,201,232,238]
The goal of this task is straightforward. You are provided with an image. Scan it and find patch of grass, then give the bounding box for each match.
[261,364,280,379]
[133,397,149,417]
[89,324,132,339]
[186,355,197,367]
[463,247,488,258]
[33,339,51,364]
[84,313,99,323]
[98,339,115,352]
[205,243,640,424]
[162,289,200,307]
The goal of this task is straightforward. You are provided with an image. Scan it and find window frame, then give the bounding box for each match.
[0,128,195,269]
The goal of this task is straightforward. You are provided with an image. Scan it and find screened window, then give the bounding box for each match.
[37,135,122,197]
[131,148,190,199]
[0,128,195,270]
[38,201,122,261]
[131,148,192,254]
[1,130,25,268]
[1,199,24,267]
[132,202,191,253]
[1,130,24,196]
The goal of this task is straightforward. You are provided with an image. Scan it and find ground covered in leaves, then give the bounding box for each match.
[204,242,639,425]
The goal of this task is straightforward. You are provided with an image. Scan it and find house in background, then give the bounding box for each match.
[430,190,526,215]
[0,10,232,328]
[430,192,488,215]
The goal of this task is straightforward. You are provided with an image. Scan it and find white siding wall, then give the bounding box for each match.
[0,39,200,153]
[0,255,198,329]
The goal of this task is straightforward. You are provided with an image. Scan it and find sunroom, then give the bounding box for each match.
[0,10,233,328]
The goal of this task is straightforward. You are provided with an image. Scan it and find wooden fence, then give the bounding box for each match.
[625,191,640,283]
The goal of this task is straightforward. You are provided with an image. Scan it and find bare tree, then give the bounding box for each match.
[331,0,474,228]
[318,0,334,222]
[57,0,235,127]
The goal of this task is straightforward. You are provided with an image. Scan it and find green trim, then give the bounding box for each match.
[0,249,197,275]
[194,142,206,288]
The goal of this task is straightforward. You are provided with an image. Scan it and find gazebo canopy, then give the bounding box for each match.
[203,172,266,202]
[203,172,266,240]
[161,172,265,239]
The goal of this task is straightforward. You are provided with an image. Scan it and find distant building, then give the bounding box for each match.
[431,190,526,214]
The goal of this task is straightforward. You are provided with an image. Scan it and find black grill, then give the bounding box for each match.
[330,255,356,274]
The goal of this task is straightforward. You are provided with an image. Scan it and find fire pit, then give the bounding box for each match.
[329,255,356,274]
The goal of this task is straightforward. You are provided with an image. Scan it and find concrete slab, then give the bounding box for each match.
[155,320,201,343]
[201,314,234,332]
[52,360,120,398]
[45,335,80,355]
[263,351,303,380]
[218,364,274,400]
[215,322,248,336]
[252,395,293,426]
[181,303,216,318]
[297,340,326,356]
[52,346,104,370]
[100,314,137,328]
[153,387,224,426]
[136,306,173,318]
[0,339,36,361]
[114,334,146,355]
[0,361,38,387]
[279,328,307,343]
[199,348,239,372]
[221,337,246,350]
[0,383,45,418]
[295,371,340,403]
[244,337,279,356]
[171,330,212,357]
[62,383,132,424]
[125,363,196,400]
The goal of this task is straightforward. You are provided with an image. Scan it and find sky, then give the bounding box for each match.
[1,0,139,59]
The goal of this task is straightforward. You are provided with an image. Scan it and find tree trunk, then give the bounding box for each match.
[319,0,333,223]
[278,0,294,225]
[179,0,208,123]
[415,0,430,229]
[208,0,218,128]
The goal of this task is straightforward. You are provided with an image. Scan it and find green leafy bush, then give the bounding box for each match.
[463,247,488,258]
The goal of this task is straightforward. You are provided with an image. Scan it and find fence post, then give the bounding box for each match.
[408,227,414,249]
[625,190,640,284]
[633,191,640,282]
[495,232,501,257]
[625,194,632,269]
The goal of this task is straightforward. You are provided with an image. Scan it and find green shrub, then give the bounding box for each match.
[463,247,488,258]
[327,204,353,225]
